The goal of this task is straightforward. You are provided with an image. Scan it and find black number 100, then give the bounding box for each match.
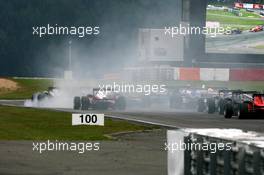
[79,114,98,124]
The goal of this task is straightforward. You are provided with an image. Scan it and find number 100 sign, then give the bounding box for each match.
[72,114,104,126]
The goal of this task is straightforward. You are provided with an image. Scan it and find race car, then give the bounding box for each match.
[169,86,203,110]
[202,89,244,115]
[169,86,221,111]
[73,88,126,110]
[222,90,264,119]
[249,25,263,32]
[224,29,242,35]
[31,87,60,102]
[197,87,229,113]
[260,10,264,16]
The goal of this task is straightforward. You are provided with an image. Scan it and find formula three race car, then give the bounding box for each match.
[169,86,203,110]
[31,87,60,102]
[222,91,264,119]
[249,25,263,32]
[73,88,126,110]
[203,89,241,115]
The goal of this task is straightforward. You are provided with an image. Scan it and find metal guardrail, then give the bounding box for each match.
[184,133,264,175]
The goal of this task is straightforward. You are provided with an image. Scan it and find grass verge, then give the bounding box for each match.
[0,78,54,99]
[0,106,157,140]
[207,14,263,26]
[207,9,263,30]
[254,45,264,49]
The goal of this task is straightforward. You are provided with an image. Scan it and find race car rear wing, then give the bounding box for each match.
[232,90,260,95]
[253,94,264,107]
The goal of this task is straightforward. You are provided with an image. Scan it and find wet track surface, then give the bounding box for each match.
[0,100,264,175]
[1,100,264,133]
[206,31,264,54]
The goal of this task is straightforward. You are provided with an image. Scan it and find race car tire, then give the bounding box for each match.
[207,98,216,114]
[115,96,126,110]
[224,103,233,119]
[74,96,81,110]
[197,99,206,112]
[238,103,249,119]
[218,99,225,115]
[81,96,90,110]
[37,93,48,101]
[31,93,39,101]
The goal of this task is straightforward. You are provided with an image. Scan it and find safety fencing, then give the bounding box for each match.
[184,134,264,175]
[167,129,264,175]
[123,67,264,81]
[234,3,264,9]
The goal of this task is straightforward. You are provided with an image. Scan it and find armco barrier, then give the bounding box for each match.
[184,134,264,175]
[179,68,200,81]
[168,129,264,175]
[230,69,264,81]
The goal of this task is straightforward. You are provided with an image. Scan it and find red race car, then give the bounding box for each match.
[223,91,264,119]
[249,25,263,32]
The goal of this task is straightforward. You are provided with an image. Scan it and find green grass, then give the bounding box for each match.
[207,9,264,30]
[239,9,262,18]
[207,9,261,18]
[0,78,54,99]
[254,45,264,49]
[207,10,235,16]
[0,106,157,140]
[207,14,263,25]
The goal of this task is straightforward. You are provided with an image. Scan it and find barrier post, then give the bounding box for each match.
[238,147,246,175]
[223,148,231,175]
[210,146,217,175]
[184,136,191,175]
[197,137,203,175]
[253,150,261,175]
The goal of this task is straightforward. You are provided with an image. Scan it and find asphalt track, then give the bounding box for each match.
[206,31,264,54]
[1,100,264,133]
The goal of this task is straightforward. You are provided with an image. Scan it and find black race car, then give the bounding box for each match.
[170,86,203,110]
[31,87,60,102]
[208,89,242,115]
[222,90,264,119]
[73,88,126,110]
